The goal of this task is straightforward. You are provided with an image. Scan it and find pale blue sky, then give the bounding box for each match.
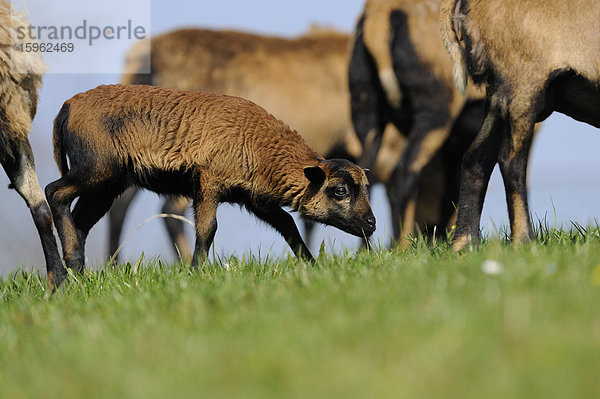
[1,0,598,272]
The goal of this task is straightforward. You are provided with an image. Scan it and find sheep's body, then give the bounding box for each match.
[112,28,356,260]
[46,84,375,272]
[110,27,457,260]
[61,87,317,203]
[0,1,64,288]
[441,0,600,249]
[348,0,486,244]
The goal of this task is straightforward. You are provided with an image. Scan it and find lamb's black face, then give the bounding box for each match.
[301,159,376,238]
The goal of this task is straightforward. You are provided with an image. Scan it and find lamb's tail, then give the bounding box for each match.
[52,103,70,176]
[440,0,467,95]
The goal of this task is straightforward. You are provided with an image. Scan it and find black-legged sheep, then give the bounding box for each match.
[441,0,594,250]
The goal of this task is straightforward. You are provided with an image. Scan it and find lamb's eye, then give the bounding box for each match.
[334,185,347,199]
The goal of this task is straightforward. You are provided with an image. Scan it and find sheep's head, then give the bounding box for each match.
[300,159,375,238]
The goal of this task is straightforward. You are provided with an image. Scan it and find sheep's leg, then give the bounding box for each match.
[162,196,192,261]
[439,149,461,233]
[72,191,119,255]
[191,196,218,267]
[45,177,86,273]
[2,140,66,289]
[498,111,535,244]
[389,123,453,246]
[440,100,486,234]
[348,17,389,175]
[384,177,403,240]
[107,186,138,261]
[250,204,313,261]
[303,220,316,249]
[452,109,505,252]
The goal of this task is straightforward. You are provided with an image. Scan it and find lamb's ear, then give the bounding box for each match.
[362,168,372,180]
[304,165,326,186]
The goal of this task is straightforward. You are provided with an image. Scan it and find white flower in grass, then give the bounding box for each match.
[481,259,502,275]
[545,263,558,275]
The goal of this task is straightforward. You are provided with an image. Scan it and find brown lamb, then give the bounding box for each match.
[45,84,376,273]
[111,28,357,260]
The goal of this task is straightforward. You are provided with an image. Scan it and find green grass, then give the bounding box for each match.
[2,229,600,399]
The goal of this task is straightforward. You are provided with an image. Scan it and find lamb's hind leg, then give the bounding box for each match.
[3,140,66,289]
[249,204,313,261]
[162,196,192,261]
[191,195,218,267]
[46,175,87,273]
[107,186,138,261]
[72,188,121,257]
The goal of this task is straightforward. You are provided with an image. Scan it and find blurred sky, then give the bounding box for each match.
[1,0,599,274]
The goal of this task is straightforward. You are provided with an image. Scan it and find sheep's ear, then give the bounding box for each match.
[304,165,326,186]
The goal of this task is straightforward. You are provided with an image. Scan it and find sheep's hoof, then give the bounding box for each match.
[451,235,470,252]
[47,268,68,292]
[65,259,85,275]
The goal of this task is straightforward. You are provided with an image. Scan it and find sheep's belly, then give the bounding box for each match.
[130,166,196,197]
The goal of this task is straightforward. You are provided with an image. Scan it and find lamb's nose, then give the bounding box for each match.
[366,215,376,230]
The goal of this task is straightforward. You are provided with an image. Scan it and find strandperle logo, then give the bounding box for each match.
[10,0,151,74]
[16,19,147,46]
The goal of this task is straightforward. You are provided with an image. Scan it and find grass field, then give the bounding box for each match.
[2,228,600,399]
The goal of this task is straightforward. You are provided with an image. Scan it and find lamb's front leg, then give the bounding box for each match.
[250,204,314,261]
[191,195,218,267]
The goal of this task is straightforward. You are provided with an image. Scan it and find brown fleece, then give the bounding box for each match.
[63,85,324,207]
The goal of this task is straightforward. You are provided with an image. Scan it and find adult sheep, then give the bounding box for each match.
[441,0,597,250]
[45,84,376,272]
[349,0,487,245]
[0,1,64,288]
